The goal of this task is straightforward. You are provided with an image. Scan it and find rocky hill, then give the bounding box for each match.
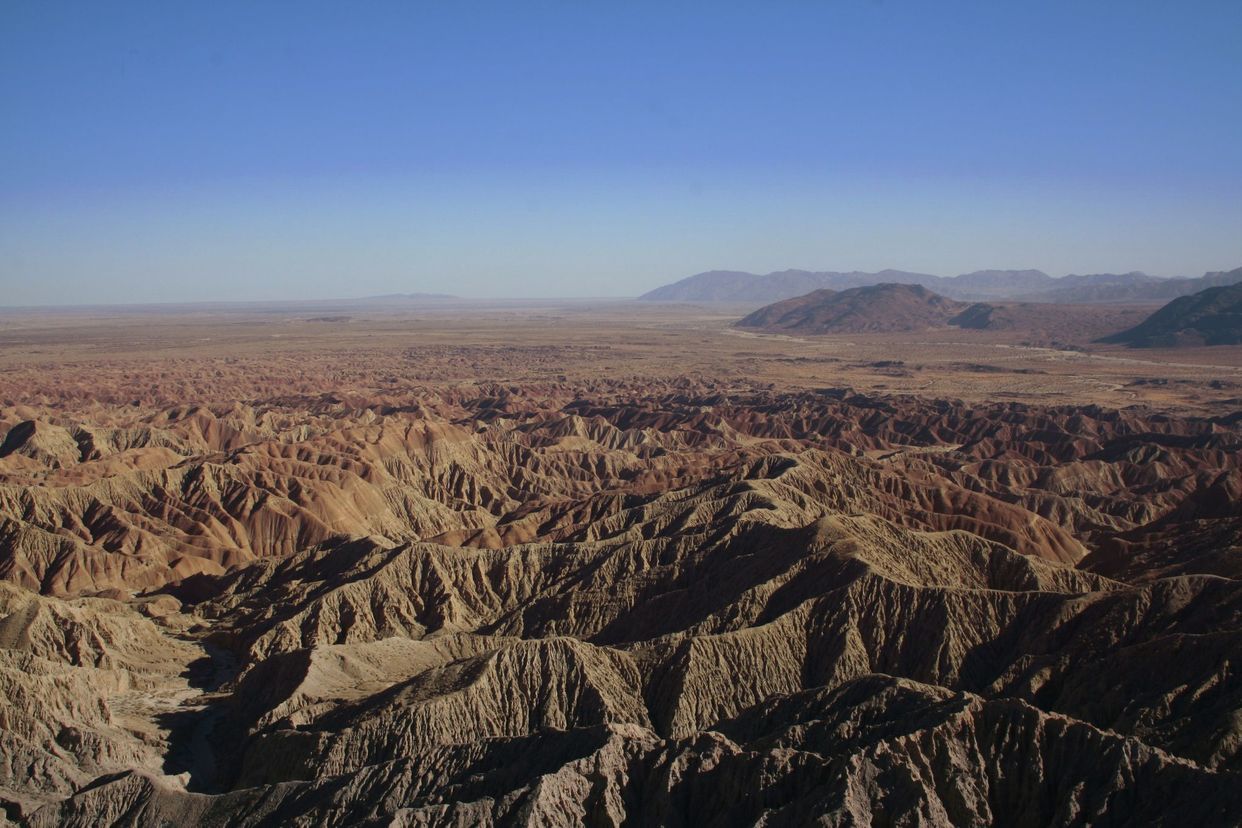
[1100,282,1242,347]
[735,283,967,333]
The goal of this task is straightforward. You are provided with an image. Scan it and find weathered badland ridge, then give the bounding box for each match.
[0,354,1239,825]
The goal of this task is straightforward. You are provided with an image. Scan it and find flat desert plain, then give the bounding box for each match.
[1,299,1238,410]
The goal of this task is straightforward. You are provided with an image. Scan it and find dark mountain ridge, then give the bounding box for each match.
[1101,282,1242,347]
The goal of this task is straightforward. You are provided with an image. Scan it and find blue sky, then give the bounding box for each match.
[2,1,1241,304]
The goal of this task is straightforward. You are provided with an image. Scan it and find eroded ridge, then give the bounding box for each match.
[1,381,1239,826]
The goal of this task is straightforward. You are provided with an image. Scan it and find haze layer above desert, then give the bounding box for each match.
[0,295,1240,826]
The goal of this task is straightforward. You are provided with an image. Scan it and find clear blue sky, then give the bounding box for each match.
[2,1,1241,304]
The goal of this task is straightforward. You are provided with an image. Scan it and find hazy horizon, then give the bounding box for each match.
[3,1,1241,306]
[2,264,1239,311]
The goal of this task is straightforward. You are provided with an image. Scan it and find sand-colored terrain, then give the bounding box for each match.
[0,300,1238,412]
[0,300,1239,825]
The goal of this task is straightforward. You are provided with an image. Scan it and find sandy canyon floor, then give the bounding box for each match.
[0,300,1240,826]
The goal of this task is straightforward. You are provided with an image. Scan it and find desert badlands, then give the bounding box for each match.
[0,298,1239,825]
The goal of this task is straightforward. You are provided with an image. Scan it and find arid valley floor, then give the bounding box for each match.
[1,301,1240,826]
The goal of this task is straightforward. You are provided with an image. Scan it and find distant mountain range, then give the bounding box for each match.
[641,269,940,303]
[1100,282,1242,347]
[360,292,460,301]
[733,277,1242,349]
[641,266,1242,305]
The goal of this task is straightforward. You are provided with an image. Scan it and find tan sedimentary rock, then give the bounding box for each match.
[1,381,1238,824]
